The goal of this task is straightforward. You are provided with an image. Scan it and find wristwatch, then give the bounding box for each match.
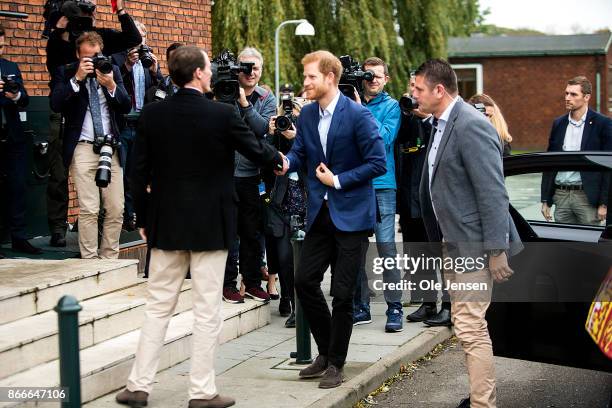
[488,249,505,257]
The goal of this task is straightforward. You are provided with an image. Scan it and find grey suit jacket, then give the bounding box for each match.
[418,98,522,261]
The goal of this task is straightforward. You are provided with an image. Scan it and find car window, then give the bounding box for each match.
[506,170,609,227]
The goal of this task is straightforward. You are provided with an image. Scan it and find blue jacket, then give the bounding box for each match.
[0,58,29,144]
[364,92,401,189]
[287,93,386,232]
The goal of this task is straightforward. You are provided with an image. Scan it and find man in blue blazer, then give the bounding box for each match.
[541,76,612,225]
[0,24,42,255]
[276,50,386,388]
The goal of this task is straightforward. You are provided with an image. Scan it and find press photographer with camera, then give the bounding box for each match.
[0,24,42,255]
[50,32,131,259]
[44,0,141,247]
[222,47,278,304]
[112,20,163,231]
[145,42,183,104]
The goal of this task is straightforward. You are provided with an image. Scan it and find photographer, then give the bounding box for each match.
[0,24,42,255]
[112,20,162,230]
[50,32,131,259]
[45,0,141,247]
[222,47,277,304]
[145,42,183,104]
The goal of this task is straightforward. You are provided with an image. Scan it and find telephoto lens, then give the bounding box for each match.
[94,135,116,188]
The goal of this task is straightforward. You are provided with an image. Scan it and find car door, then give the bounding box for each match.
[487,151,612,372]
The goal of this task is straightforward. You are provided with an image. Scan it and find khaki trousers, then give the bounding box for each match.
[447,268,496,408]
[553,189,599,226]
[127,248,228,400]
[70,143,124,258]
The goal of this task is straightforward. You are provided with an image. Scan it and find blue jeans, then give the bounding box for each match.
[354,189,402,310]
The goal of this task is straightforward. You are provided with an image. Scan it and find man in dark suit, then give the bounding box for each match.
[276,50,386,389]
[0,24,42,255]
[50,31,131,259]
[541,76,612,225]
[115,46,284,408]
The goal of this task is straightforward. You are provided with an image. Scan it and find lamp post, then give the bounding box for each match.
[274,19,315,100]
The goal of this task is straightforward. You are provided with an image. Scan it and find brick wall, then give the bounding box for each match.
[0,0,212,96]
[450,53,611,150]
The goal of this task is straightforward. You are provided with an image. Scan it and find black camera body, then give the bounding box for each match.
[211,49,254,104]
[473,103,487,115]
[89,54,113,77]
[399,96,418,115]
[43,0,96,38]
[93,134,120,188]
[138,45,155,69]
[338,55,374,101]
[275,91,296,132]
[1,75,20,94]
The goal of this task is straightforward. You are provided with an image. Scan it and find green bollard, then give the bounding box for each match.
[289,215,312,364]
[55,295,82,408]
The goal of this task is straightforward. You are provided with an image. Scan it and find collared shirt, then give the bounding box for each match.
[555,111,587,186]
[132,60,145,111]
[318,90,342,194]
[71,79,116,142]
[428,96,459,193]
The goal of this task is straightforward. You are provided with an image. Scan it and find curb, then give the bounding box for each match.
[307,326,454,408]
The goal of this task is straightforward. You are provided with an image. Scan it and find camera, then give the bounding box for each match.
[473,103,487,115]
[89,54,113,77]
[93,134,119,188]
[42,0,95,38]
[138,45,155,69]
[399,96,418,115]
[211,49,254,104]
[274,86,296,132]
[1,75,20,94]
[338,55,374,101]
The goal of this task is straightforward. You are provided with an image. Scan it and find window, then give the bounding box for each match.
[451,63,483,99]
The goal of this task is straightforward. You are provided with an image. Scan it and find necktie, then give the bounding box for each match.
[88,77,105,138]
[133,60,145,111]
[430,117,438,145]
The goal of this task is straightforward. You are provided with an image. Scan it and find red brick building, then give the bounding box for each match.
[448,33,612,150]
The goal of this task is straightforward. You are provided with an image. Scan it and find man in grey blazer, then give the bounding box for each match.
[413,59,521,408]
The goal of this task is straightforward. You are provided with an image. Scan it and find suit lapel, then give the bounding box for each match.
[430,100,461,185]
[580,109,595,150]
[311,102,326,163]
[325,95,345,163]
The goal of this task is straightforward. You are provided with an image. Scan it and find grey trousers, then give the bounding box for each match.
[553,189,599,226]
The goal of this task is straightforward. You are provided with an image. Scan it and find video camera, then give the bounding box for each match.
[42,0,95,39]
[274,85,296,132]
[211,49,254,104]
[399,96,418,115]
[1,75,20,94]
[338,55,374,101]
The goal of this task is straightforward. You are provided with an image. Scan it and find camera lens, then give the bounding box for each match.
[95,144,113,188]
[275,116,292,132]
[139,46,154,69]
[399,96,418,113]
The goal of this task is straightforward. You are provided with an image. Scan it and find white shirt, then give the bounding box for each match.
[317,91,341,194]
[555,111,586,186]
[71,78,115,142]
[428,96,459,193]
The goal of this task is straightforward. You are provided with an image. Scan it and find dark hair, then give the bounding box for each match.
[169,45,205,87]
[76,31,104,52]
[567,76,592,95]
[414,58,457,94]
[363,57,389,76]
[166,42,184,61]
[0,23,5,37]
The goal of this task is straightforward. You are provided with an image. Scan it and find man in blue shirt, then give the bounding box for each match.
[353,57,402,332]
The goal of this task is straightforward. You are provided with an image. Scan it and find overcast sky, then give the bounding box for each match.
[479,0,612,34]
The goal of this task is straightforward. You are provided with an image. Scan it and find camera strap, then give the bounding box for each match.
[87,77,106,138]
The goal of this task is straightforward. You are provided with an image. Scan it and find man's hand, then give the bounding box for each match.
[97,69,116,93]
[489,251,514,283]
[353,89,361,105]
[138,228,147,242]
[598,205,607,222]
[269,116,277,134]
[76,57,94,82]
[541,202,552,221]
[274,152,289,176]
[116,0,125,13]
[4,91,19,101]
[316,162,335,187]
[281,124,296,140]
[238,87,249,108]
[149,52,159,73]
[124,48,139,71]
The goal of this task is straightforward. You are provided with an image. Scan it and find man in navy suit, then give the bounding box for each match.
[0,24,42,255]
[541,76,612,225]
[276,50,386,388]
[51,31,131,258]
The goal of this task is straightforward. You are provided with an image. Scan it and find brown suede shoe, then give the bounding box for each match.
[115,389,148,407]
[318,365,344,389]
[298,354,328,378]
[188,395,236,408]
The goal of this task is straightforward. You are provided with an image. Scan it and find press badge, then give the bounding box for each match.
[154,89,167,100]
[258,181,266,196]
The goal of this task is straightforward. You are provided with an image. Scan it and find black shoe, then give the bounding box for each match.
[284,312,296,328]
[318,365,344,389]
[12,239,43,255]
[299,354,328,378]
[424,307,452,327]
[406,302,436,322]
[279,298,292,317]
[115,388,148,407]
[456,397,470,407]
[50,233,67,247]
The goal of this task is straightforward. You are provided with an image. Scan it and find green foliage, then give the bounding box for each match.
[212,0,482,99]
[476,24,546,36]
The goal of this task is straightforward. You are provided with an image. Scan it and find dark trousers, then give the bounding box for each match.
[46,112,68,235]
[1,138,27,240]
[120,125,137,222]
[224,176,264,289]
[266,223,295,302]
[294,205,368,368]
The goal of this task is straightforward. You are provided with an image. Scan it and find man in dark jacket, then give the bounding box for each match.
[0,24,41,254]
[115,46,284,408]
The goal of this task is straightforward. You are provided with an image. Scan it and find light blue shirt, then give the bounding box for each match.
[555,111,586,186]
[317,90,342,194]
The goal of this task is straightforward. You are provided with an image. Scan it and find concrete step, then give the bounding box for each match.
[0,259,139,325]
[0,299,270,407]
[0,280,193,380]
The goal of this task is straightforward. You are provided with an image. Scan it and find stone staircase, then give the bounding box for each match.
[0,259,270,407]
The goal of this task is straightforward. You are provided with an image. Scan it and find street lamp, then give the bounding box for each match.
[275,19,315,100]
